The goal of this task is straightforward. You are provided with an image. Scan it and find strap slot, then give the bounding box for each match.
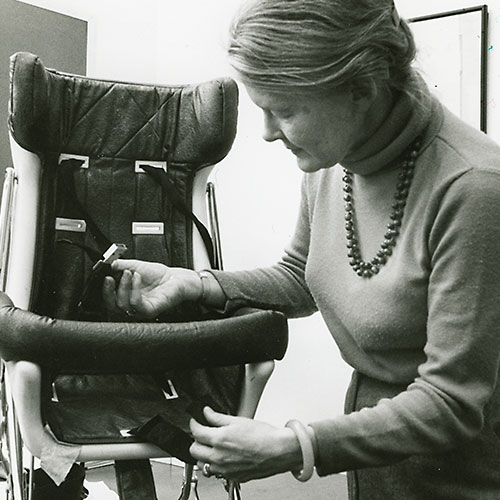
[58,153,89,168]
[132,222,164,235]
[135,160,167,174]
[55,217,87,233]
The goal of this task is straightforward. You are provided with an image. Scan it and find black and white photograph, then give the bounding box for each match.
[0,1,499,499]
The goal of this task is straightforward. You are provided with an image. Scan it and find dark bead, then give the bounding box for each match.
[344,140,419,279]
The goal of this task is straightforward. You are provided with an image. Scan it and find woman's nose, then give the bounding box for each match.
[262,112,282,143]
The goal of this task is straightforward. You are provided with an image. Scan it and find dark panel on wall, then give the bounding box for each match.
[0,0,87,181]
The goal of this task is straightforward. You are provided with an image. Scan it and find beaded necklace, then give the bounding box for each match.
[342,138,421,278]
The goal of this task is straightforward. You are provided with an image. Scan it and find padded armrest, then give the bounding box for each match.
[0,292,288,374]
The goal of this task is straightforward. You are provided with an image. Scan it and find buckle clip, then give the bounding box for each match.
[92,243,127,271]
[162,379,179,400]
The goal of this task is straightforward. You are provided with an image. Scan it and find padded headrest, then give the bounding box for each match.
[8,52,238,170]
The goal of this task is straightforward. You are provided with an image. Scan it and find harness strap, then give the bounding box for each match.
[56,238,102,263]
[141,165,216,269]
[58,158,112,253]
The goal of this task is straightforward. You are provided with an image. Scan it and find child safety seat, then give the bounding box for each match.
[0,52,288,500]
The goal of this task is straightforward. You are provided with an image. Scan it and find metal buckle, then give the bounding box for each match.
[162,379,178,400]
[51,382,59,403]
[102,243,128,264]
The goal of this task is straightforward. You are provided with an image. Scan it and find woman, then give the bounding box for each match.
[104,0,500,498]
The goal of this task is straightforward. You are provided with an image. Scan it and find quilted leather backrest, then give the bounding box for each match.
[7,52,239,320]
[9,52,238,170]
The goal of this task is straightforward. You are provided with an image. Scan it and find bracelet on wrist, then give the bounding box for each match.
[285,419,315,482]
[197,270,211,304]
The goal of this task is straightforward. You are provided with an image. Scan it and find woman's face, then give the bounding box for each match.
[245,84,365,173]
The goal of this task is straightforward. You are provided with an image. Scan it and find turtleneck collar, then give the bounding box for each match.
[341,77,435,176]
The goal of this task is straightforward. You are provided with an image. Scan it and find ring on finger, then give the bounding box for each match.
[202,463,213,478]
[125,308,136,317]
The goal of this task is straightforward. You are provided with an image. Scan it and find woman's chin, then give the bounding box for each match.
[295,154,333,173]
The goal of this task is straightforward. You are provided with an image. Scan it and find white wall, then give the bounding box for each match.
[17,0,160,82]
[16,0,500,428]
[396,0,500,143]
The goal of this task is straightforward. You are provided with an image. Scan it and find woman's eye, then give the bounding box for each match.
[275,110,293,119]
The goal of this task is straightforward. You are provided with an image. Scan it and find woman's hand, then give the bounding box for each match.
[102,259,201,319]
[189,407,302,483]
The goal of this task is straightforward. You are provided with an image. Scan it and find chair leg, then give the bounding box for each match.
[114,460,158,500]
[176,464,200,500]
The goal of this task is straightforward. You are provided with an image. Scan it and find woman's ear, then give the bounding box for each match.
[349,80,379,112]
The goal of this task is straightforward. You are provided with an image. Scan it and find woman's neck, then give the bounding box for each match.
[341,82,433,176]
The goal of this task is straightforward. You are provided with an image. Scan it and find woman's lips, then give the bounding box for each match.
[284,142,302,155]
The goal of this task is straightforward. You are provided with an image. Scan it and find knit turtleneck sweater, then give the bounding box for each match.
[211,84,500,475]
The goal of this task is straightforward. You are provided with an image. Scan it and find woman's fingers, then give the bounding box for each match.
[129,272,143,309]
[189,408,237,444]
[190,418,219,447]
[110,259,142,273]
[203,406,236,426]
[116,269,133,311]
[189,439,215,463]
[102,276,118,311]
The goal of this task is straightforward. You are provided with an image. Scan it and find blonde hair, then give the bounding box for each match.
[228,0,418,98]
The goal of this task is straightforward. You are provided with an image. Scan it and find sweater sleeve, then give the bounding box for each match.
[210,176,317,318]
[310,169,500,474]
